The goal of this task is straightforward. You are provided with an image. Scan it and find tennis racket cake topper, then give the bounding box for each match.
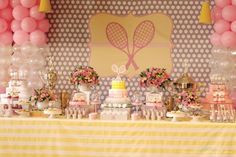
[112,64,126,81]
[106,20,155,71]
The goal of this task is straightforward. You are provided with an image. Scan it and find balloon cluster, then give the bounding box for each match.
[0,0,13,45]
[11,0,50,46]
[210,0,236,49]
[11,43,48,90]
[209,48,236,85]
[9,0,51,91]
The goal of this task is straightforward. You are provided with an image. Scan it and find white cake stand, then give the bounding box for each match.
[15,110,30,117]
[44,109,62,118]
[166,111,186,122]
[190,115,202,122]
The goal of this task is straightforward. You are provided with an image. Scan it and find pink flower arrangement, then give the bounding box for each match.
[139,67,171,89]
[175,90,202,116]
[30,87,57,103]
[70,66,99,86]
[175,90,199,107]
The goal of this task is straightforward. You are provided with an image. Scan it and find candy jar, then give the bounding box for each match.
[89,91,101,120]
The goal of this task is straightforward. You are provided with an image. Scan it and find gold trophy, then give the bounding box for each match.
[39,56,58,91]
[174,73,196,92]
[174,59,197,92]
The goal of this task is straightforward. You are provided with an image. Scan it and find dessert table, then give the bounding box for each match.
[0,118,236,157]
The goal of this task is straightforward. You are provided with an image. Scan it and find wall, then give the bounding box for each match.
[47,0,213,100]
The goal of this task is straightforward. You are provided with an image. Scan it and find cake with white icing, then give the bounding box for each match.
[0,79,32,111]
[101,65,131,120]
[104,80,131,105]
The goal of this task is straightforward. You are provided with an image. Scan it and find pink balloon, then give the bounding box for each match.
[221,31,236,48]
[30,6,45,20]
[211,6,222,23]
[13,5,29,21]
[210,33,222,47]
[30,30,47,46]
[10,0,20,7]
[0,0,9,9]
[13,30,29,45]
[6,23,11,31]
[11,20,21,32]
[20,0,36,8]
[232,21,236,33]
[215,0,231,8]
[21,17,37,32]
[38,19,50,32]
[0,18,8,33]
[0,31,13,45]
[35,0,40,5]
[222,5,236,22]
[214,19,230,34]
[233,0,236,6]
[0,8,13,21]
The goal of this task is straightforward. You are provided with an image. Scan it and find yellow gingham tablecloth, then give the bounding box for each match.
[0,118,236,157]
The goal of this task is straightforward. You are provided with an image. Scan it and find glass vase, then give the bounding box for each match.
[148,86,159,93]
[77,84,91,92]
[75,84,91,105]
[37,101,49,110]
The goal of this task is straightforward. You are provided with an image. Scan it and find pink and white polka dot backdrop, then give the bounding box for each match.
[47,0,213,100]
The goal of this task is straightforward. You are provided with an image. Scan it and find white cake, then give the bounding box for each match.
[105,97,130,104]
[0,79,32,111]
[3,80,31,100]
[6,80,20,98]
[44,108,62,115]
[101,79,131,120]
[104,80,131,104]
[0,80,20,105]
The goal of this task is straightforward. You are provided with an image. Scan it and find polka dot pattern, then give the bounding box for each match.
[47,0,213,100]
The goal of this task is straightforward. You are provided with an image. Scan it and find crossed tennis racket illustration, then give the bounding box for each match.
[106,20,155,70]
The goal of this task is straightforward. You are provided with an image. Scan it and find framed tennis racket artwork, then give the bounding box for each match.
[89,13,173,77]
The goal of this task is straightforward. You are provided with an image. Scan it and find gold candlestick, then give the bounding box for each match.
[40,56,58,91]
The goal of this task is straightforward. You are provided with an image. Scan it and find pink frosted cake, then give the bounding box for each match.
[104,80,131,104]
[69,93,87,107]
[108,89,128,98]
[202,84,233,110]
[145,92,163,107]
[101,80,131,120]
